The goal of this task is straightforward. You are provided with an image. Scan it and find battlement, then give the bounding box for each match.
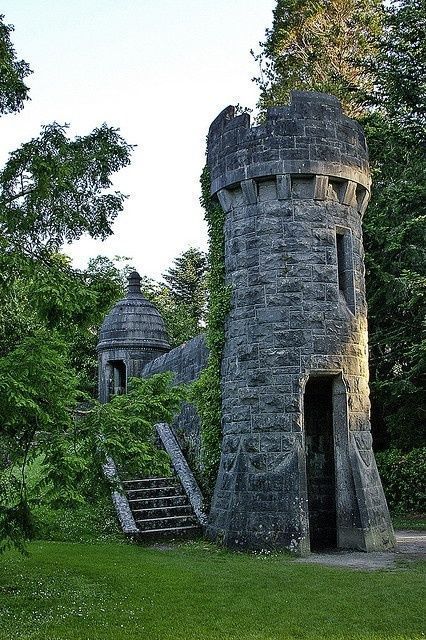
[207,91,370,197]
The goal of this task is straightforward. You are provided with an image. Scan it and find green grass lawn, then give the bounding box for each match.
[2,473,424,640]
[0,538,424,640]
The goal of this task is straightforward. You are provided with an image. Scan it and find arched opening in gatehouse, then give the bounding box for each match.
[304,376,337,550]
[107,360,126,399]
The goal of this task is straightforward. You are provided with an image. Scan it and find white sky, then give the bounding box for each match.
[0,0,275,280]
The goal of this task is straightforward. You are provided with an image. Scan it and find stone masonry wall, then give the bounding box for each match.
[206,91,394,553]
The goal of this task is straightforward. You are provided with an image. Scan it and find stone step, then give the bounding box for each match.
[132,505,193,519]
[123,474,201,541]
[122,477,178,490]
[126,485,182,499]
[135,514,198,531]
[137,524,202,539]
[128,495,189,510]
[128,495,188,507]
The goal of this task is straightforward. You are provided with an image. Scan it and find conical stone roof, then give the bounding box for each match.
[97,271,170,353]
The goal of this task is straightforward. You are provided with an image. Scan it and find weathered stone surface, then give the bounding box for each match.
[156,423,207,526]
[206,91,394,554]
[102,457,139,535]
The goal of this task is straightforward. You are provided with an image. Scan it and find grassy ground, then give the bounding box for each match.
[1,472,423,640]
[0,537,424,640]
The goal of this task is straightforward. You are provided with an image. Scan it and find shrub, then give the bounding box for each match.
[376,448,426,513]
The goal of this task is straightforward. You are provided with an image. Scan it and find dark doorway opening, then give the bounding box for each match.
[304,376,337,550]
[107,360,126,399]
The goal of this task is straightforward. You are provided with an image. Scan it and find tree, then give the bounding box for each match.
[0,15,138,551]
[253,0,425,450]
[0,122,132,261]
[252,0,383,117]
[161,247,208,344]
[0,14,31,114]
[362,0,426,450]
[369,0,426,135]
[137,248,208,348]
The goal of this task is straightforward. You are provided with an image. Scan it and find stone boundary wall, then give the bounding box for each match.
[141,334,208,463]
[156,423,207,525]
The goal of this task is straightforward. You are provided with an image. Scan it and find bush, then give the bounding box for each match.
[376,448,426,513]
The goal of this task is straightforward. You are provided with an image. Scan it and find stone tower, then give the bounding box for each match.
[97,271,170,403]
[206,91,395,554]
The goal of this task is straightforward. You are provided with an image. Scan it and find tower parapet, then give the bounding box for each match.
[208,91,370,215]
[206,91,394,554]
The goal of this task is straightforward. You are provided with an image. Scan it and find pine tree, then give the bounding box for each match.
[253,0,383,117]
[161,247,208,342]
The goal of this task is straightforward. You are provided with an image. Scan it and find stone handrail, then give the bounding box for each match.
[156,423,207,526]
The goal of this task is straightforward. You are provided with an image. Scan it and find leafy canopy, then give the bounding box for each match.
[0,14,31,115]
[0,122,133,260]
[362,0,426,449]
[0,15,163,552]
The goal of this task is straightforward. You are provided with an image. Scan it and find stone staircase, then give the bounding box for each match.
[122,476,202,539]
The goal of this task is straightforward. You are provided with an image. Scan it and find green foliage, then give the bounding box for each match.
[83,374,185,480]
[370,0,426,134]
[376,448,426,514]
[0,331,79,553]
[0,15,31,115]
[140,248,208,348]
[0,19,141,553]
[0,369,184,553]
[0,122,133,259]
[253,0,383,118]
[20,456,122,544]
[162,247,207,315]
[67,256,129,394]
[0,253,130,394]
[32,501,122,544]
[362,0,426,449]
[363,115,426,449]
[162,247,208,344]
[191,167,231,495]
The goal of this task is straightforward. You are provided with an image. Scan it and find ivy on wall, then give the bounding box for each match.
[191,166,230,496]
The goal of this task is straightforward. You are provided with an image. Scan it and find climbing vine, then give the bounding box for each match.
[191,166,230,496]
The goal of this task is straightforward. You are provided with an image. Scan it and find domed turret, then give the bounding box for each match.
[97,271,170,402]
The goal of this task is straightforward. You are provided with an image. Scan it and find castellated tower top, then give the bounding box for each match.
[207,91,370,214]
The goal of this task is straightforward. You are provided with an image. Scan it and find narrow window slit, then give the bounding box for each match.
[336,229,355,314]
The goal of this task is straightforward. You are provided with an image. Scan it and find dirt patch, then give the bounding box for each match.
[296,530,426,570]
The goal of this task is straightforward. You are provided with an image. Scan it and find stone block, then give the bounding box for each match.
[252,413,292,432]
[260,434,282,452]
[276,174,292,200]
[241,179,258,205]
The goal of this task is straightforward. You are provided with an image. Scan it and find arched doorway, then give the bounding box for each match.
[304,376,337,550]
